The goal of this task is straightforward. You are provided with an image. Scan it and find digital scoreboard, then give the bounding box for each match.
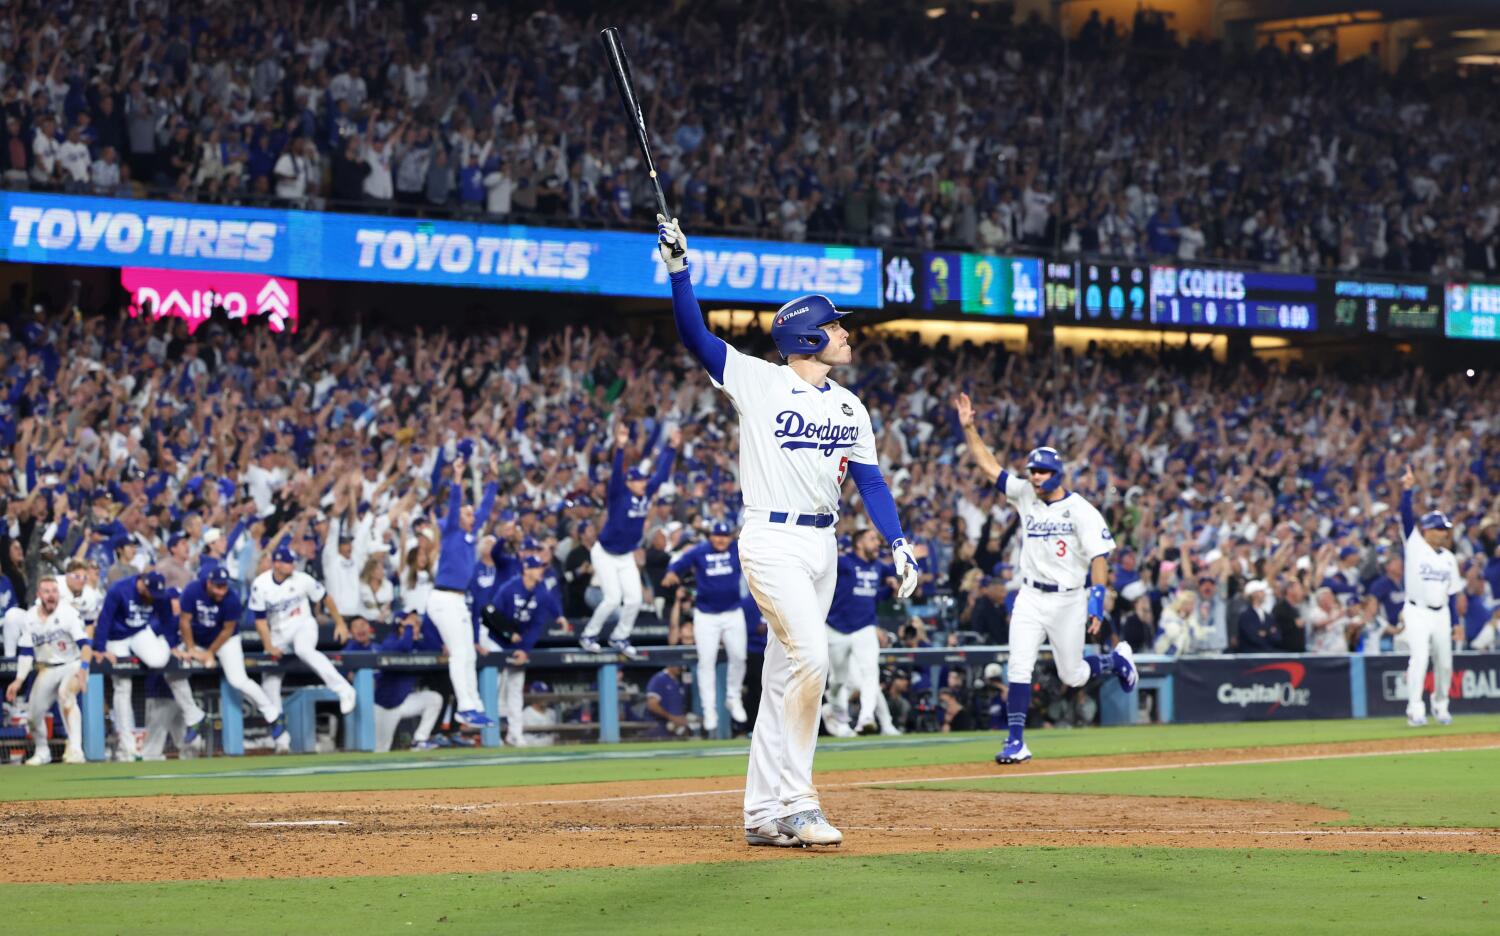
[1150,266,1318,331]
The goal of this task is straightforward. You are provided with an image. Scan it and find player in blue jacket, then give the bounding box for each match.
[426,447,499,728]
[578,422,679,659]
[345,614,444,752]
[482,556,566,746]
[661,521,748,732]
[96,571,206,759]
[177,567,285,745]
[824,528,901,737]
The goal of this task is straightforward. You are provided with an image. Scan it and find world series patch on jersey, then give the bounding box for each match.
[999,471,1114,589]
[711,347,877,514]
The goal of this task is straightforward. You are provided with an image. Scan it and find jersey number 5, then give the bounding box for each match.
[1056,540,1067,558]
[837,456,849,484]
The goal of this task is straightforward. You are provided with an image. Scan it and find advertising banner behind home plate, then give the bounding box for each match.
[121,267,299,334]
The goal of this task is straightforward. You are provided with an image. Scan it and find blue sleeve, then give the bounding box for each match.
[429,448,448,494]
[443,480,462,532]
[608,447,626,498]
[222,589,244,624]
[225,518,248,554]
[25,453,36,493]
[55,515,70,543]
[96,587,121,645]
[669,543,703,576]
[518,613,548,653]
[669,269,727,384]
[144,474,169,501]
[846,461,907,545]
[1399,490,1415,539]
[378,628,414,654]
[475,482,498,529]
[648,447,676,496]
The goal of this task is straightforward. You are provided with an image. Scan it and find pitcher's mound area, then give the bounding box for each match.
[6,734,1498,883]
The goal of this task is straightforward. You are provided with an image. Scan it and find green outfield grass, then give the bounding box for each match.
[906,747,1500,828]
[4,847,1494,936]
[4,715,1496,802]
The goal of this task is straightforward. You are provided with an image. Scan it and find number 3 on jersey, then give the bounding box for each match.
[1056,540,1067,558]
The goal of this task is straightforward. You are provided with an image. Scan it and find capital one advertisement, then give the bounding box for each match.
[0,191,883,308]
[1173,657,1352,722]
[121,267,299,334]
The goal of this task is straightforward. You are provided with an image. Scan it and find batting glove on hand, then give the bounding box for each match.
[656,214,689,274]
[892,538,920,599]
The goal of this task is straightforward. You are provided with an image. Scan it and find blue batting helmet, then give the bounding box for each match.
[769,294,846,360]
[1025,446,1065,493]
[1419,511,1453,531]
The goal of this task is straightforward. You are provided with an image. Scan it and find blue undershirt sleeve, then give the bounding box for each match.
[670,269,727,384]
[846,461,906,545]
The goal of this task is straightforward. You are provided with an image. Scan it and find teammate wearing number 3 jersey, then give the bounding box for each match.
[659,215,918,848]
[954,393,1137,764]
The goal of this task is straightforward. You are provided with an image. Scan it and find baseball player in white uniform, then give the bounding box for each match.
[659,215,919,848]
[1397,466,1464,726]
[250,545,358,715]
[954,393,1137,763]
[59,559,103,632]
[4,577,90,764]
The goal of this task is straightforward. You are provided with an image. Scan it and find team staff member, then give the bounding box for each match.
[428,448,499,729]
[353,614,444,753]
[177,567,285,743]
[579,423,679,659]
[1398,466,1464,726]
[96,571,208,759]
[481,556,565,747]
[824,528,900,737]
[661,520,749,733]
[4,577,90,765]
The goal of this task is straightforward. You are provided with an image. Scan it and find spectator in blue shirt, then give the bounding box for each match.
[645,664,690,739]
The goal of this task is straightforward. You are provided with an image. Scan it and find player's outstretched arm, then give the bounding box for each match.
[657,215,728,384]
[952,393,1004,482]
[1399,465,1417,539]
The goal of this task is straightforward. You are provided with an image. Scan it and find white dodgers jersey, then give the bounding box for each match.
[712,348,877,514]
[17,603,88,666]
[1000,471,1114,590]
[1403,527,1461,609]
[60,579,103,625]
[249,570,326,633]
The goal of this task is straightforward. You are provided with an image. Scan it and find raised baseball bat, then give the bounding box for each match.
[599,26,683,257]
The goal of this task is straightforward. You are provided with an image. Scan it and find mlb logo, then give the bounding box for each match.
[1382,670,1409,701]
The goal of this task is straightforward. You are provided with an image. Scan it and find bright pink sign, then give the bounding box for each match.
[121,267,299,334]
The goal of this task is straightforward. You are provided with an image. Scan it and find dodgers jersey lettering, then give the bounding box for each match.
[1403,527,1461,608]
[711,349,877,514]
[827,553,888,634]
[249,570,325,632]
[667,541,742,613]
[15,603,88,665]
[998,471,1114,589]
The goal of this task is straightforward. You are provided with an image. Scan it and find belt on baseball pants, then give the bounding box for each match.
[1023,577,1081,594]
[765,511,835,528]
[1407,599,1444,612]
[434,587,466,595]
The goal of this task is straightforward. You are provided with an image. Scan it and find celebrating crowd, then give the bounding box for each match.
[1,1,1498,278]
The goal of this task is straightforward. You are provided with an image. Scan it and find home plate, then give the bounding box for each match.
[246,820,349,827]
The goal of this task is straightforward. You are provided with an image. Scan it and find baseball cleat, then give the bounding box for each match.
[455,709,493,728]
[63,747,86,765]
[1113,641,1139,692]
[879,724,903,736]
[745,822,800,847]
[727,697,749,723]
[774,808,843,846]
[1435,712,1453,726]
[338,687,359,716]
[821,703,855,738]
[1406,714,1427,727]
[269,715,287,741]
[854,718,878,735]
[24,750,52,766]
[579,636,603,653]
[610,639,642,660]
[184,716,208,746]
[411,739,442,751]
[995,739,1032,764]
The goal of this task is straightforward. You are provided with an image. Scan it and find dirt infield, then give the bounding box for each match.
[6,733,1499,884]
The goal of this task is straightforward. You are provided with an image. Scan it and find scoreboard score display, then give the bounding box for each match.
[1080,261,1149,322]
[1150,266,1319,331]
[923,252,1043,317]
[1446,282,1500,340]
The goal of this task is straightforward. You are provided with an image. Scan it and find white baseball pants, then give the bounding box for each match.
[107,629,205,758]
[694,607,747,732]
[827,625,884,730]
[499,665,528,746]
[582,543,644,642]
[216,635,281,722]
[1006,587,1091,686]
[260,617,355,709]
[375,688,443,752]
[1402,604,1453,720]
[740,520,837,830]
[26,661,83,762]
[426,589,482,712]
[142,696,192,760]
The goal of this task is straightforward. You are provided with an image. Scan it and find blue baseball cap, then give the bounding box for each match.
[141,571,166,598]
[206,566,231,585]
[625,467,647,482]
[1420,511,1453,531]
[272,545,297,563]
[521,536,542,551]
[1338,545,1359,559]
[709,521,733,536]
[522,555,546,570]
